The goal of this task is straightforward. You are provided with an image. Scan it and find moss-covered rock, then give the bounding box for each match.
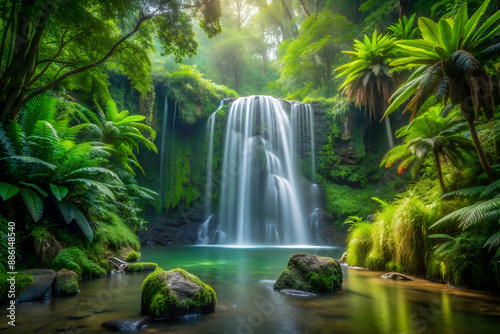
[126,251,141,262]
[126,262,158,272]
[274,254,343,293]
[51,247,107,279]
[0,273,33,303]
[17,269,56,302]
[141,268,216,320]
[53,269,79,296]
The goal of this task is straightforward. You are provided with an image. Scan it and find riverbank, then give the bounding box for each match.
[4,246,500,333]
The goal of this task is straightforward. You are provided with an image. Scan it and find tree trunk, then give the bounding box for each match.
[298,0,310,17]
[384,115,394,149]
[399,0,405,20]
[467,117,495,181]
[434,150,446,191]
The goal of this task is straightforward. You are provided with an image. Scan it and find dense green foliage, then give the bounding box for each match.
[0,96,151,270]
[382,105,476,190]
[0,0,222,123]
[342,0,500,290]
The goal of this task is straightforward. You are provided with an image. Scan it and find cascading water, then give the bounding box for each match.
[217,96,310,245]
[197,101,224,245]
[291,103,316,179]
[205,101,224,219]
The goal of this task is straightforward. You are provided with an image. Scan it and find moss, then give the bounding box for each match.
[51,247,107,279]
[321,179,381,221]
[274,255,342,293]
[99,259,110,273]
[141,268,216,320]
[126,262,158,272]
[53,269,79,296]
[0,273,33,303]
[126,251,141,262]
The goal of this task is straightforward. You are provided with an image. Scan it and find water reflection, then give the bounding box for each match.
[9,246,500,334]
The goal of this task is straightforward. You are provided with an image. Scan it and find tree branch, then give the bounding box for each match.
[22,12,158,105]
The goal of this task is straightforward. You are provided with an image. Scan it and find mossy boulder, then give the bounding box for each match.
[274,254,343,293]
[0,273,33,303]
[126,262,158,272]
[53,269,79,296]
[51,247,107,279]
[17,269,56,302]
[141,268,216,320]
[126,251,141,262]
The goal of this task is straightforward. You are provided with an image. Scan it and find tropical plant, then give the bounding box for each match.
[385,0,500,180]
[381,105,476,191]
[0,96,157,242]
[336,30,404,148]
[431,179,500,257]
[388,14,419,39]
[72,100,157,175]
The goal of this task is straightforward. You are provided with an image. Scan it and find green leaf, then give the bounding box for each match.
[115,115,146,125]
[452,3,467,48]
[419,17,443,46]
[438,18,454,53]
[463,0,490,45]
[56,199,76,224]
[73,208,94,242]
[0,182,19,201]
[66,178,116,200]
[19,182,48,197]
[50,184,69,201]
[465,0,490,32]
[19,187,44,222]
[1,156,57,170]
[434,46,450,59]
[470,8,500,48]
[55,199,93,242]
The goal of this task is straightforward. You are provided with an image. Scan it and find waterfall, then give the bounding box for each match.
[291,103,316,179]
[217,96,310,245]
[197,215,212,245]
[159,96,168,198]
[205,100,224,218]
[306,104,316,179]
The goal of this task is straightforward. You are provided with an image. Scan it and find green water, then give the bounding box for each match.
[8,246,500,333]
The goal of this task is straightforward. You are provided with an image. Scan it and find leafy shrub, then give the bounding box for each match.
[51,247,107,279]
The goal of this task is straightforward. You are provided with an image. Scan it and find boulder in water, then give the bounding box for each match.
[101,316,151,331]
[53,269,79,296]
[274,254,343,293]
[141,268,216,320]
[380,272,413,281]
[17,269,56,302]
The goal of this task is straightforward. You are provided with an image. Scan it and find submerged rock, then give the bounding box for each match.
[17,269,56,302]
[53,269,79,296]
[125,262,158,272]
[380,272,413,281]
[101,316,151,331]
[274,254,343,293]
[141,268,216,320]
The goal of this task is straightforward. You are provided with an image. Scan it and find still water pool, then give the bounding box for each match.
[9,246,500,333]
